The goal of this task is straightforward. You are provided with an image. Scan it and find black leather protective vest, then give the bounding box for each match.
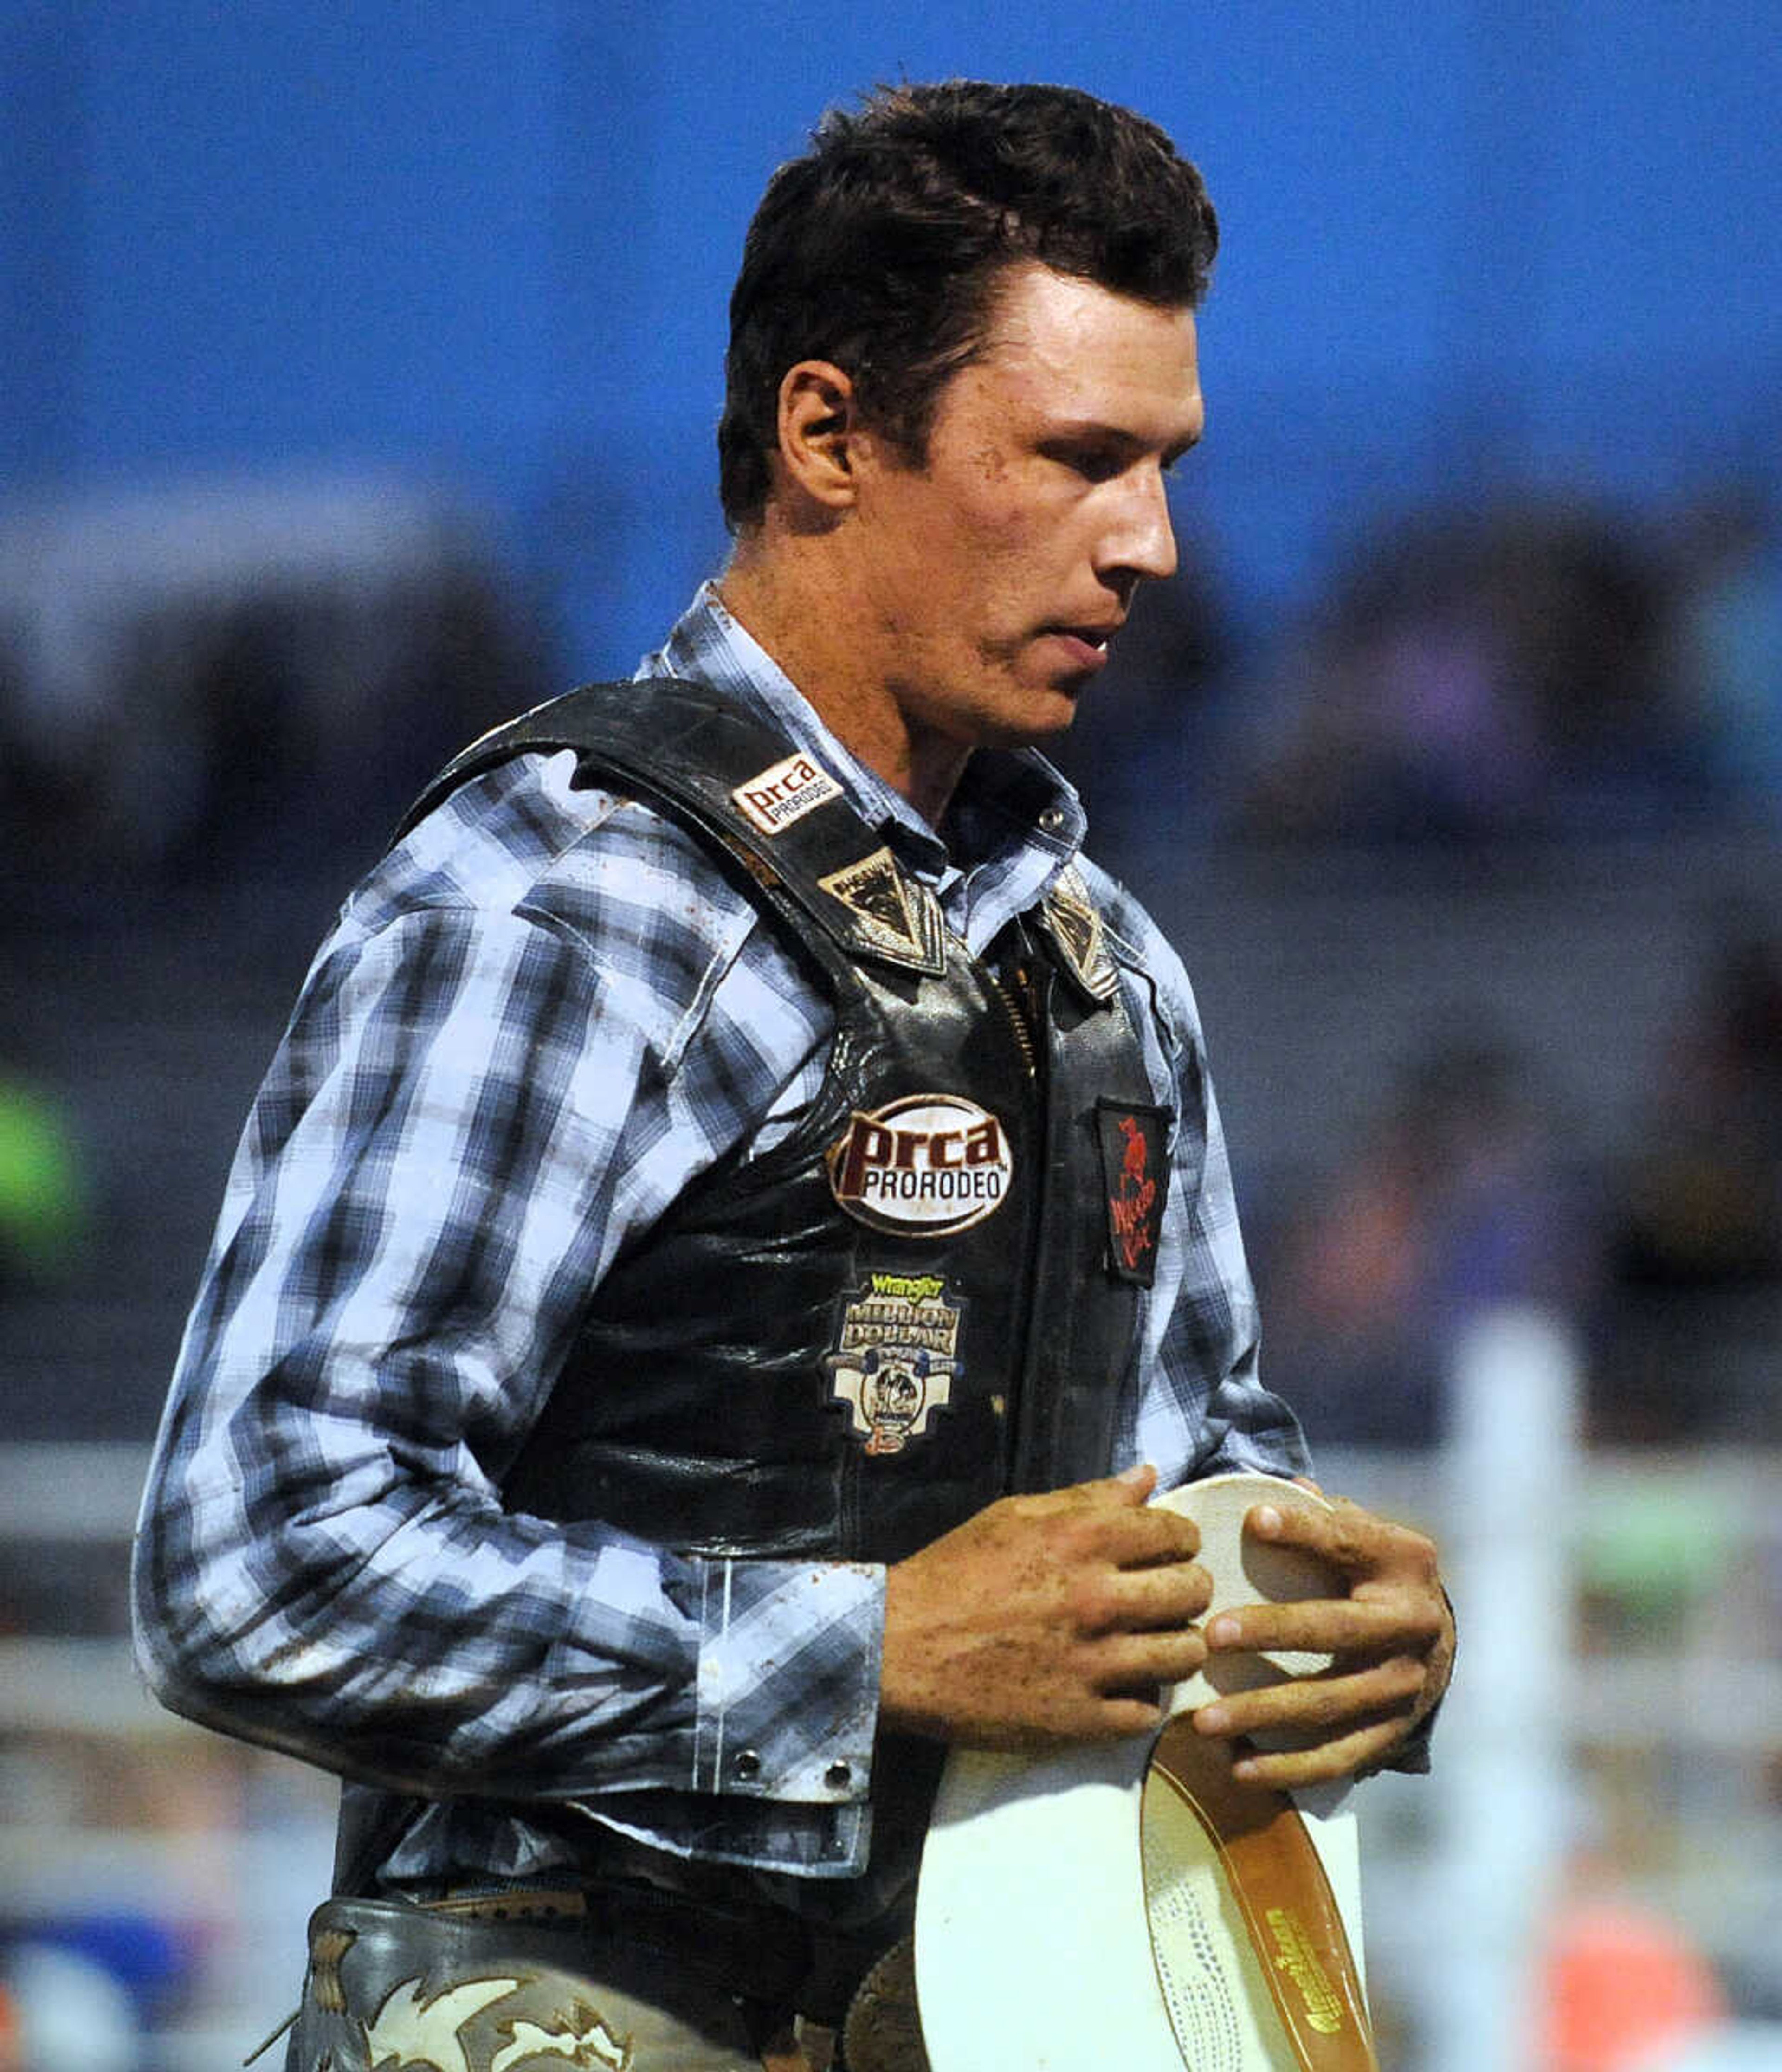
[396,678,1175,1565]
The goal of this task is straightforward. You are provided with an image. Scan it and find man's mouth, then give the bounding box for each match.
[1046,623,1120,669]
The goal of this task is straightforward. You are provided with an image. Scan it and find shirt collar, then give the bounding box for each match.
[637,581,1087,885]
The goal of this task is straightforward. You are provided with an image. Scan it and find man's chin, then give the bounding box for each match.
[972,704,1082,754]
[911,675,1086,757]
[1011,680,1091,743]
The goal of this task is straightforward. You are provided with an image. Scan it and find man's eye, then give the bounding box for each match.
[1048,445,1123,483]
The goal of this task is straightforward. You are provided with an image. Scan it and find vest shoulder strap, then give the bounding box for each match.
[391,677,946,976]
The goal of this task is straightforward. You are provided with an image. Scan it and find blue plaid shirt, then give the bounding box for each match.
[132,583,1307,1889]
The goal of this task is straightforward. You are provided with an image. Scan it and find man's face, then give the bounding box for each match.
[848,262,1205,754]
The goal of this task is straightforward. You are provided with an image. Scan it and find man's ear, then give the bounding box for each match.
[775,360,866,513]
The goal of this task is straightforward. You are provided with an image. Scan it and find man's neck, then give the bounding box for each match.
[717,543,970,829]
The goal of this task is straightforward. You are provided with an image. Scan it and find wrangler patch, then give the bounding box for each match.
[827,1274,964,1455]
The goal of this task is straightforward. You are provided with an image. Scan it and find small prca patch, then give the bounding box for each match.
[731,750,844,835]
[827,1273,963,1455]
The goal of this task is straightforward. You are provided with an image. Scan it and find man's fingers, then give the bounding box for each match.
[1110,1561,1214,1632]
[1044,1477,1202,1567]
[948,1689,1167,1752]
[1067,1554,1212,1645]
[1227,1717,1408,1791]
[1088,1626,1208,1694]
[1248,1494,1439,1583]
[1206,1590,1442,1658]
[1060,1463,1160,1511]
[882,1474,1215,1748]
[1112,1505,1203,1568]
[1193,1656,1426,1743]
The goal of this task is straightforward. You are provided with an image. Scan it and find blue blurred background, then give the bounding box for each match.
[2,5,1780,2068]
[7,1,1779,655]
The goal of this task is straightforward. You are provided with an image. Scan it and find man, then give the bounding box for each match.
[134,81,1453,2072]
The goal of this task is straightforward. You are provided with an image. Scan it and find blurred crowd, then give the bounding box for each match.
[1060,479,1782,855]
[0,474,547,908]
[1230,488,1780,846]
[1246,927,1782,1449]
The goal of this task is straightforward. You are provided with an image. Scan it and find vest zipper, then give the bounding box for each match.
[950,923,1040,1078]
[971,927,1051,1492]
[984,966,1041,1080]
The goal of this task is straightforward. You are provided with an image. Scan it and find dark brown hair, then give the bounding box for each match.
[717,81,1218,530]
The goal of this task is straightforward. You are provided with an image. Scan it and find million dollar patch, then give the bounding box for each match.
[826,1273,964,1456]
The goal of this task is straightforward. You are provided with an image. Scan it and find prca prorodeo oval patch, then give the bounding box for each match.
[826,1094,1012,1235]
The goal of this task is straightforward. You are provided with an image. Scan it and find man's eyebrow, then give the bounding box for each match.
[1040,417,1204,462]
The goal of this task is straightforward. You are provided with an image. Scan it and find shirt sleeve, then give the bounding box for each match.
[1096,883,1313,1490]
[131,808,882,1812]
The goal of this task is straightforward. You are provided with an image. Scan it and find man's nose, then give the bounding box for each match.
[1100,467,1179,585]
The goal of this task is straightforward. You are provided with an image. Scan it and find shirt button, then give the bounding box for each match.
[731,1750,761,1782]
[825,1761,852,1791]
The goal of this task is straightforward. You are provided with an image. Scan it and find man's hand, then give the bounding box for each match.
[879,1465,1214,1748]
[1190,1484,1455,1789]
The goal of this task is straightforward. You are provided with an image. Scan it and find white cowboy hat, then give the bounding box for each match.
[914,1472,1378,2071]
